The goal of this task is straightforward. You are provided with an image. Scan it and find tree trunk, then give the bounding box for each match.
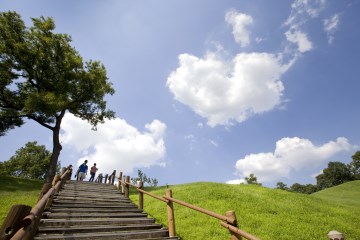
[46,111,65,183]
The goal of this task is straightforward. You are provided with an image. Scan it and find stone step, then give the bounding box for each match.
[56,191,124,197]
[49,203,137,208]
[60,188,117,193]
[47,208,143,213]
[51,199,132,205]
[34,180,179,239]
[39,217,156,227]
[34,229,175,240]
[37,224,163,234]
[43,212,148,219]
[54,196,128,202]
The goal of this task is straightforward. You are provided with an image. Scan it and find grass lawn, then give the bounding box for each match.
[311,180,360,208]
[129,181,360,240]
[1,176,359,239]
[0,176,43,225]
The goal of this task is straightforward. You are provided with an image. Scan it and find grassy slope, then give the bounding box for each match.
[129,182,360,240]
[1,176,358,239]
[311,180,360,208]
[0,176,43,225]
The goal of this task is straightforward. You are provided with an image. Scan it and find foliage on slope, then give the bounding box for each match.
[0,176,43,225]
[130,182,360,240]
[311,180,360,208]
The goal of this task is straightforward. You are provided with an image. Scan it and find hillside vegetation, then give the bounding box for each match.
[129,181,360,240]
[1,176,359,239]
[311,180,360,208]
[0,176,43,225]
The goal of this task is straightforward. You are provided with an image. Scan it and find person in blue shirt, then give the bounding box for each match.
[77,160,88,181]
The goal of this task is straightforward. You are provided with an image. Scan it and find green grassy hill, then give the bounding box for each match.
[311,180,360,208]
[0,176,43,225]
[1,177,359,239]
[129,182,360,240]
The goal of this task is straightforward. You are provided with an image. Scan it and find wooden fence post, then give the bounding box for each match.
[166,189,176,237]
[226,211,241,240]
[0,205,32,240]
[138,181,144,210]
[117,172,123,191]
[45,174,61,210]
[104,174,108,184]
[37,183,52,202]
[124,176,130,198]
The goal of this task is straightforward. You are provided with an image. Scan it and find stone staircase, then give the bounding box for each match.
[34,180,179,240]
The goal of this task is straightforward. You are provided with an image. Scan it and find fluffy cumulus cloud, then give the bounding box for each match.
[167,1,336,127]
[225,10,253,47]
[61,114,166,175]
[324,14,340,44]
[285,29,313,53]
[167,51,290,127]
[167,9,298,127]
[233,137,352,183]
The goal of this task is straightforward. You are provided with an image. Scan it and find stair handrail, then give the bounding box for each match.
[118,172,260,240]
[10,166,72,240]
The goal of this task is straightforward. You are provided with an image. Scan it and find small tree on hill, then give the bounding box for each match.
[130,169,158,187]
[0,141,60,180]
[245,173,262,186]
[276,182,288,190]
[0,11,115,183]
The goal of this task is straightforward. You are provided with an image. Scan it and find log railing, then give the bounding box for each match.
[0,166,72,240]
[0,167,259,240]
[118,172,260,240]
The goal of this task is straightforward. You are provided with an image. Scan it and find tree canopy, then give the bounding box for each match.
[245,173,262,185]
[0,141,59,180]
[0,11,115,182]
[316,161,352,190]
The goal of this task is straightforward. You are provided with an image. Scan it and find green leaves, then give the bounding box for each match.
[0,10,115,135]
[0,11,115,182]
[0,141,56,180]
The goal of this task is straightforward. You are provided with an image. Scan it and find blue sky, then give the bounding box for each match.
[1,0,359,187]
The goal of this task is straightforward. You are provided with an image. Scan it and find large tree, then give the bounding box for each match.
[316,161,352,190]
[0,141,58,180]
[0,11,115,183]
[348,151,360,180]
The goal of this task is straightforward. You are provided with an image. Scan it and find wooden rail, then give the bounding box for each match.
[1,167,259,239]
[1,166,72,240]
[118,172,260,240]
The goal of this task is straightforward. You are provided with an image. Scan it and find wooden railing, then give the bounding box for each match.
[117,172,260,240]
[0,168,260,240]
[0,166,72,240]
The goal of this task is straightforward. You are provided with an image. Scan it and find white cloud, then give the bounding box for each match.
[284,0,327,53]
[324,14,340,44]
[184,134,196,151]
[209,140,218,147]
[285,0,326,26]
[285,29,313,53]
[61,114,166,175]
[167,51,291,127]
[226,179,246,184]
[225,10,253,47]
[255,37,265,43]
[234,137,353,183]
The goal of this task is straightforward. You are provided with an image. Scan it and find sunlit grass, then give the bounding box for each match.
[312,180,360,208]
[1,176,358,239]
[0,176,43,225]
[130,181,360,240]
